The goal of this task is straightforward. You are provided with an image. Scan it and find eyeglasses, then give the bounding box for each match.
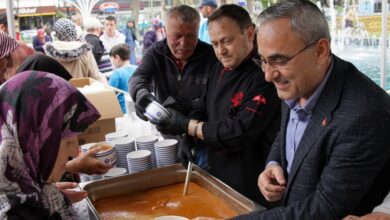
[253,39,319,71]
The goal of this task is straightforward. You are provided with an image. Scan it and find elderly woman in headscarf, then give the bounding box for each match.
[1,33,70,82]
[0,31,35,84]
[0,31,19,84]
[0,71,100,219]
[45,18,107,84]
[2,41,111,179]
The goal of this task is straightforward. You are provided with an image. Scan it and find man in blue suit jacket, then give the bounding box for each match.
[234,0,390,219]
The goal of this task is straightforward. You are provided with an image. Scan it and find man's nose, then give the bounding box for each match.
[264,67,279,83]
[217,45,227,56]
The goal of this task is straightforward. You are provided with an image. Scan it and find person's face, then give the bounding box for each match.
[165,17,199,61]
[105,20,116,34]
[0,54,13,78]
[0,24,7,33]
[4,46,35,81]
[128,22,134,28]
[47,135,79,183]
[38,32,45,39]
[110,54,122,68]
[257,18,327,104]
[199,6,209,18]
[209,17,254,69]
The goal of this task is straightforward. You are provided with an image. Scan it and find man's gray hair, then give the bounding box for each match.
[166,5,200,24]
[84,17,102,32]
[257,0,331,44]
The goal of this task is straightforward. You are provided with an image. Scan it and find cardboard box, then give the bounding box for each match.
[70,78,123,144]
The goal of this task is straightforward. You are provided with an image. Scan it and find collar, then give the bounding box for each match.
[234,49,257,71]
[218,49,256,82]
[170,54,185,72]
[160,39,209,62]
[103,30,121,39]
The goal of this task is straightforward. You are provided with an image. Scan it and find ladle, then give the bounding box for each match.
[182,161,193,196]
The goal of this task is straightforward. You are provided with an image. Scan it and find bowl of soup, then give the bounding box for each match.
[88,142,117,166]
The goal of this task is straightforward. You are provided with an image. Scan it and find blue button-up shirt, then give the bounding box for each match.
[284,59,334,173]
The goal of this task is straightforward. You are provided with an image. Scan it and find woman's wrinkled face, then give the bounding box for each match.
[0,54,13,78]
[47,135,79,183]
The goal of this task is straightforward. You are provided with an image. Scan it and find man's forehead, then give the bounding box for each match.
[257,32,305,59]
[167,20,192,26]
[167,21,197,31]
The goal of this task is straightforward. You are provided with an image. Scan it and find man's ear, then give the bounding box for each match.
[315,38,331,65]
[246,25,255,43]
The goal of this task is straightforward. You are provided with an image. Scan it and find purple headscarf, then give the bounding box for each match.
[0,71,100,219]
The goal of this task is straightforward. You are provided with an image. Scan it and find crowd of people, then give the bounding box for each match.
[1,0,390,220]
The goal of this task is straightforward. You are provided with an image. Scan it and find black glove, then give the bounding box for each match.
[163,96,193,115]
[156,108,189,135]
[135,89,157,121]
[177,135,194,168]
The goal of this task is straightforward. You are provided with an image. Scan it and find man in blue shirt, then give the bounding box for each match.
[235,0,390,219]
[198,0,217,44]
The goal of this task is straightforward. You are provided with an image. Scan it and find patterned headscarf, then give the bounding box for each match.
[0,31,19,59]
[0,71,100,219]
[54,18,77,42]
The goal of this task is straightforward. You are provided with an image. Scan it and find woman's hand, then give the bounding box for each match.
[55,182,87,204]
[65,146,112,175]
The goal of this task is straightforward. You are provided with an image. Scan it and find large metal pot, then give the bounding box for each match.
[80,164,265,219]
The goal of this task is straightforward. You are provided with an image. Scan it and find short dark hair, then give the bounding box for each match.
[0,12,7,27]
[109,44,130,61]
[105,15,116,23]
[208,4,252,33]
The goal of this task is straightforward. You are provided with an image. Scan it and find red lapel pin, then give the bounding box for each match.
[322,118,328,126]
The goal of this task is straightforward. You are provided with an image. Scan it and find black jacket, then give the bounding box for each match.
[84,33,104,64]
[129,39,218,116]
[190,52,281,206]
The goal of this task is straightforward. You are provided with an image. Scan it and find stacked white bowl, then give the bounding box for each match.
[154,139,178,168]
[111,137,136,172]
[136,135,158,168]
[126,150,153,174]
[105,130,128,142]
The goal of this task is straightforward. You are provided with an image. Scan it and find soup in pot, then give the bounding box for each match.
[93,182,238,219]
